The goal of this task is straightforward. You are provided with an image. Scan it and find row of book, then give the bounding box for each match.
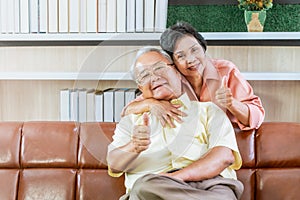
[60,88,141,122]
[0,0,168,34]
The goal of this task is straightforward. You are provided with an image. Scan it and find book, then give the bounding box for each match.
[135,0,143,32]
[59,0,68,32]
[154,0,168,32]
[0,0,8,33]
[86,0,97,32]
[86,89,96,122]
[114,88,128,122]
[60,88,70,121]
[106,0,117,32]
[78,88,87,122]
[70,89,79,122]
[69,0,80,33]
[13,0,20,33]
[1,0,15,33]
[116,0,126,33]
[20,0,29,33]
[48,0,58,33]
[7,0,14,33]
[125,88,139,106]
[39,0,48,33]
[29,0,38,33]
[144,0,155,32]
[103,88,116,122]
[126,0,135,32]
[80,0,87,32]
[98,0,107,32]
[95,90,104,122]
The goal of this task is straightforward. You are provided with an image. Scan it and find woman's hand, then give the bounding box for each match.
[123,98,187,128]
[215,76,250,126]
[215,76,234,109]
[215,87,234,109]
[149,99,187,128]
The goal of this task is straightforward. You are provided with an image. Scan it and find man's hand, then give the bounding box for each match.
[215,76,234,109]
[131,113,151,153]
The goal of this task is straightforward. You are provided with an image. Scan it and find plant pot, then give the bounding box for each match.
[244,10,266,32]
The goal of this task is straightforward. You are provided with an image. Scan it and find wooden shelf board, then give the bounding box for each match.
[0,72,299,81]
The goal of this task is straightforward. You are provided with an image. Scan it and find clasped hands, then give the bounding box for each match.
[146,76,235,128]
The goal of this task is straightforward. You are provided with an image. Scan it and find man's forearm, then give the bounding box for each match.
[170,146,235,182]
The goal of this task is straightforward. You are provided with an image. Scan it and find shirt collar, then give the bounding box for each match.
[203,59,219,81]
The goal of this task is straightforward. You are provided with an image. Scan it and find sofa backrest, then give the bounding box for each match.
[0,121,299,200]
[0,122,125,200]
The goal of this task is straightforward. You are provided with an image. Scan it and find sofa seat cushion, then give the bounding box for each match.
[0,169,19,200]
[18,169,76,200]
[256,168,300,200]
[77,169,125,200]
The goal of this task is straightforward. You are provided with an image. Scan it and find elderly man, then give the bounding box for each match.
[106,47,243,200]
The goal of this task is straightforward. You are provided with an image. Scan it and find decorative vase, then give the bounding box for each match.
[244,10,266,32]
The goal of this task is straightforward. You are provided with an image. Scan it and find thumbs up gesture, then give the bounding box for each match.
[131,113,151,153]
[215,76,233,109]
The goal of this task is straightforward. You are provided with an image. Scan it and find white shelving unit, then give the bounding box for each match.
[0,32,299,41]
[1,32,299,81]
[0,72,299,81]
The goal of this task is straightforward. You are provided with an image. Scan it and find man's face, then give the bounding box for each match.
[135,51,182,100]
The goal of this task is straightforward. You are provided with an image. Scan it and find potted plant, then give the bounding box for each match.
[238,0,273,32]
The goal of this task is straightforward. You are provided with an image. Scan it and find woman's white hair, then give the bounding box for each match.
[130,46,173,81]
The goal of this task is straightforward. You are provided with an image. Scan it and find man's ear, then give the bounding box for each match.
[137,84,143,92]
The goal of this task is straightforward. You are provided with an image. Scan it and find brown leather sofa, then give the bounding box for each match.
[0,121,299,200]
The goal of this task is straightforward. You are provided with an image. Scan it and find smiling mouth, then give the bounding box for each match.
[152,85,162,90]
[188,63,201,71]
[152,82,166,90]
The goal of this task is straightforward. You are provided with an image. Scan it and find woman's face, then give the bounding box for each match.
[173,35,207,78]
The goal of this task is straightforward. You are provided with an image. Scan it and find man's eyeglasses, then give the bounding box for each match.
[136,62,174,85]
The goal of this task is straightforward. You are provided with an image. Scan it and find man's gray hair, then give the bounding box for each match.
[130,46,173,82]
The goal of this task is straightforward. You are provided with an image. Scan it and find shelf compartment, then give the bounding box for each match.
[0,72,299,81]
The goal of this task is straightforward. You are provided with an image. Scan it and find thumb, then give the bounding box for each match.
[143,113,149,126]
[220,76,227,89]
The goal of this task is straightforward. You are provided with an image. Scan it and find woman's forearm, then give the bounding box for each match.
[123,99,154,116]
[228,99,250,126]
